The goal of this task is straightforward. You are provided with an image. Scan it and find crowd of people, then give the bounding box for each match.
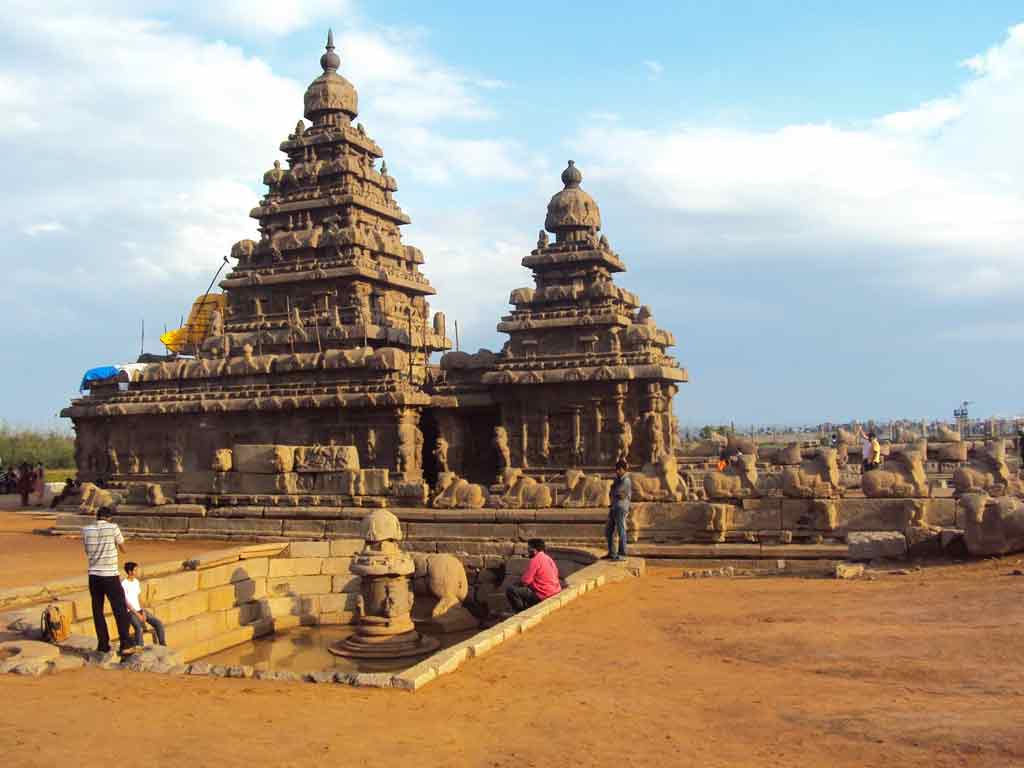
[1,462,47,506]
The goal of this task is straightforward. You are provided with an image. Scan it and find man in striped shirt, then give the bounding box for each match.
[82,506,134,657]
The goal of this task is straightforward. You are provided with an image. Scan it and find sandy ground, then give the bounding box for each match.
[1,510,1023,767]
[0,506,224,589]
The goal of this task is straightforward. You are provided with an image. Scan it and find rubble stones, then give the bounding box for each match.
[847,531,908,561]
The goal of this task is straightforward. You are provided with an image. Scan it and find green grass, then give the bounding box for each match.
[0,423,75,469]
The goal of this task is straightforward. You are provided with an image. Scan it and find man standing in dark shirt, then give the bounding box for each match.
[605,459,632,561]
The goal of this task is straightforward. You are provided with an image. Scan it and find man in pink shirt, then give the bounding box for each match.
[506,538,561,613]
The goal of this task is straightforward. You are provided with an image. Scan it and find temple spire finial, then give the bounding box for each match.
[321,28,340,73]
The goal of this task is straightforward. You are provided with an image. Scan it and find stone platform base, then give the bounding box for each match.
[52,496,971,562]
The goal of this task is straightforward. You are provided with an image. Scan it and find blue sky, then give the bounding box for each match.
[3,1,1024,429]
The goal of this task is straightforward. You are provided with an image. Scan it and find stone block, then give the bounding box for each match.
[207,579,266,611]
[314,470,363,495]
[232,444,295,474]
[178,471,216,494]
[848,531,907,561]
[163,612,220,648]
[156,590,210,623]
[833,562,865,579]
[55,513,96,530]
[467,627,507,658]
[287,541,331,558]
[833,498,913,531]
[905,526,943,557]
[197,558,269,589]
[207,505,267,518]
[432,645,470,676]
[393,481,429,503]
[226,473,298,495]
[393,663,437,691]
[516,522,606,541]
[361,468,391,495]
[260,596,318,619]
[267,574,332,597]
[331,573,361,593]
[321,556,353,574]
[188,518,284,537]
[319,593,359,613]
[239,543,288,559]
[435,540,516,556]
[324,520,362,537]
[148,571,199,602]
[152,504,206,517]
[406,522,517,540]
[112,515,189,534]
[268,557,324,577]
[282,519,327,537]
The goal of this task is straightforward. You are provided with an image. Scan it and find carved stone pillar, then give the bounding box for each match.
[571,405,584,467]
[520,399,530,469]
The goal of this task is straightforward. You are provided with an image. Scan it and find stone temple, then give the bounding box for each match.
[61,33,687,526]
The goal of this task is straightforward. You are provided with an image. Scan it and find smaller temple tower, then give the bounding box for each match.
[481,161,686,472]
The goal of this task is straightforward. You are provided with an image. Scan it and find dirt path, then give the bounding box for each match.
[1,513,1023,767]
[0,510,225,589]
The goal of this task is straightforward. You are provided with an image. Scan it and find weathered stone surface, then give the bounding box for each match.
[268,557,324,578]
[833,562,865,579]
[361,469,391,496]
[961,493,1024,556]
[232,444,295,474]
[847,531,907,561]
[287,541,331,558]
[197,558,269,589]
[189,518,284,536]
[147,571,200,602]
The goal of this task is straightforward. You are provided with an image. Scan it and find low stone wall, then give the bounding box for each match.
[52,497,965,561]
[0,540,604,667]
[0,541,368,663]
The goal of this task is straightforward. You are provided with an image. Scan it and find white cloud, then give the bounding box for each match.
[0,2,529,302]
[23,222,64,237]
[575,24,1024,300]
[199,0,353,36]
[644,60,664,80]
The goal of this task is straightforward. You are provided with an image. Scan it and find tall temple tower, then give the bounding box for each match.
[219,30,449,371]
[63,33,451,489]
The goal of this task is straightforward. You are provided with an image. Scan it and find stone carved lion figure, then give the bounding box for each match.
[631,455,686,502]
[861,449,929,498]
[782,448,842,498]
[432,472,486,509]
[410,553,469,618]
[959,492,1024,556]
[495,468,552,509]
[952,440,1018,496]
[78,482,120,515]
[704,453,759,500]
[562,469,612,508]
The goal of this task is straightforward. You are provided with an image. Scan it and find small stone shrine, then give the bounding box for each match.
[330,509,440,659]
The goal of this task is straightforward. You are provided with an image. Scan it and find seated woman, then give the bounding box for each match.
[121,561,166,648]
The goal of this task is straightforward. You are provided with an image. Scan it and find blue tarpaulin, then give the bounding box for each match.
[79,366,120,391]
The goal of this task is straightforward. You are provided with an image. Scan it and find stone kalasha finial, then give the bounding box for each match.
[561,159,583,188]
[321,28,341,73]
[545,159,601,233]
